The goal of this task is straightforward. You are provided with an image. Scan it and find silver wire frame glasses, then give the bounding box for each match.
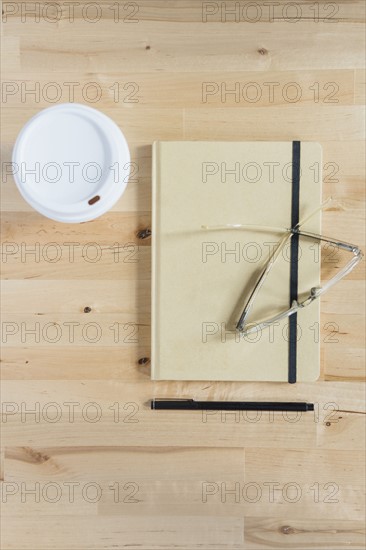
[202,199,363,336]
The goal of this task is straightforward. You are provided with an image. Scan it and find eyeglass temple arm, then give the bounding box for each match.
[292,229,360,254]
[291,229,363,298]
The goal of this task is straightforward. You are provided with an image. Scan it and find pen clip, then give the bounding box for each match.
[150,398,195,410]
[152,398,194,402]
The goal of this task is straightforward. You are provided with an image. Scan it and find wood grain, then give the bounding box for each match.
[1,1,365,549]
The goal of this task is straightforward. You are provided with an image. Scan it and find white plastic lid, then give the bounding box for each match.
[12,103,131,223]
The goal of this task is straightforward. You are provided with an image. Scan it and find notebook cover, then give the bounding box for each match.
[152,141,322,381]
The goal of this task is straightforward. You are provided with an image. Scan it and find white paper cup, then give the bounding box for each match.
[12,103,131,223]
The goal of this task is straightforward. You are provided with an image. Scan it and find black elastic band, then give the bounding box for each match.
[288,141,301,383]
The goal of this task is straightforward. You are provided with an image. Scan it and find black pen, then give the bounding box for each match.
[151,399,314,412]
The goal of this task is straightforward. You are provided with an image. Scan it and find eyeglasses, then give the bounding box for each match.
[202,199,363,336]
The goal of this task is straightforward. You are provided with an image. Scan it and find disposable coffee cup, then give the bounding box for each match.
[12,103,130,223]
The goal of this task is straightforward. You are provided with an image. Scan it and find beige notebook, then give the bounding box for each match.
[152,141,322,382]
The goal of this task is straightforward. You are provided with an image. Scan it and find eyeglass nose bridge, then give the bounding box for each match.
[296,286,321,309]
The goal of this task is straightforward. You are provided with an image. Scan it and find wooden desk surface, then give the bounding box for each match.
[1,1,365,548]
